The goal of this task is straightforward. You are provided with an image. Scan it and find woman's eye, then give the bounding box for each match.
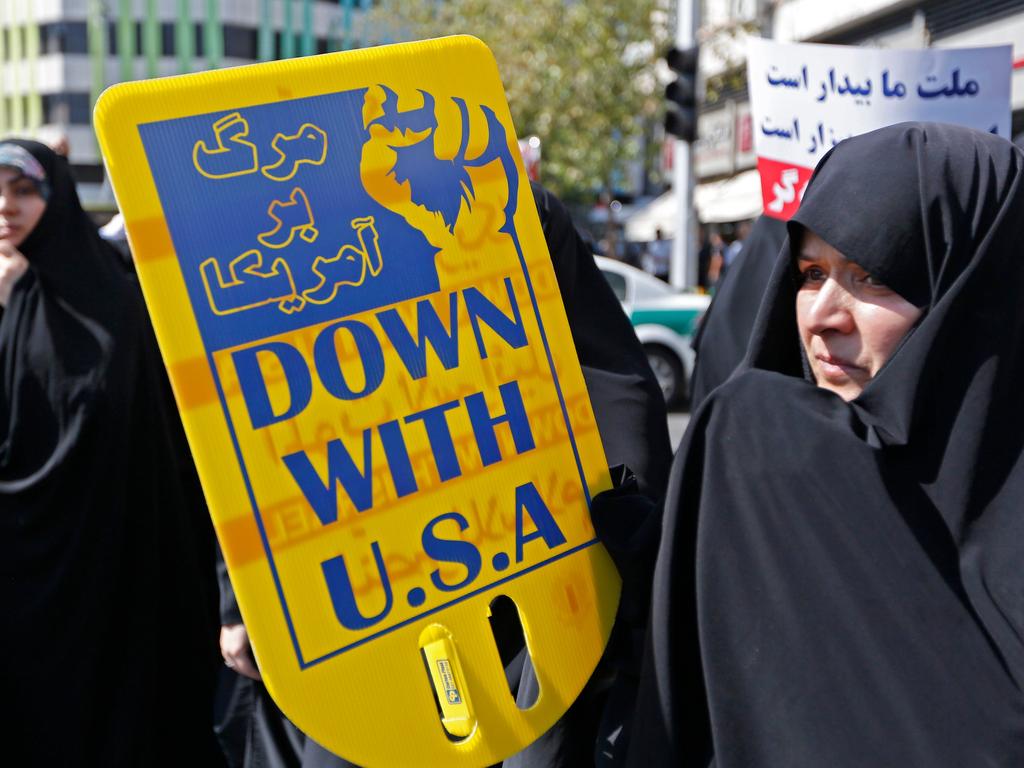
[800,266,826,283]
[862,273,887,287]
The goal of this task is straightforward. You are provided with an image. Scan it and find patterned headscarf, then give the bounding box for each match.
[0,142,50,201]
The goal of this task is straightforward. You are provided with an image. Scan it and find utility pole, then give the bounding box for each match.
[670,0,700,289]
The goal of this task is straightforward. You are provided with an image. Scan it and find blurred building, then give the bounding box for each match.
[0,0,370,207]
[692,0,1024,222]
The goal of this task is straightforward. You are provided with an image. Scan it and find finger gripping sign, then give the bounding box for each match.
[95,36,618,767]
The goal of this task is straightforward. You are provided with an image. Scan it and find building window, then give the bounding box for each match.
[273,31,306,60]
[107,21,147,58]
[161,22,175,57]
[41,23,89,55]
[35,18,370,62]
[42,93,92,125]
[926,0,1024,38]
[223,25,258,59]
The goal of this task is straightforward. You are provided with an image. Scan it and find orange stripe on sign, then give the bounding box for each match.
[217,514,267,570]
[126,216,176,264]
[168,356,219,410]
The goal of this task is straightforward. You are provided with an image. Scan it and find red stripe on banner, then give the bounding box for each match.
[756,157,815,221]
[1014,58,1024,69]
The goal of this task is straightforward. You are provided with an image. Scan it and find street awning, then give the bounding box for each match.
[623,191,679,241]
[694,168,764,224]
[623,168,764,241]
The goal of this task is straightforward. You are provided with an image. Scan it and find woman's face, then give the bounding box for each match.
[795,230,922,401]
[0,166,46,249]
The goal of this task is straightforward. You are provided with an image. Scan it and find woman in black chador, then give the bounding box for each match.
[616,122,1024,766]
[0,140,223,766]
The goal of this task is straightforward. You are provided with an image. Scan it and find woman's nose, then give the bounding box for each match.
[805,279,855,335]
[0,193,15,214]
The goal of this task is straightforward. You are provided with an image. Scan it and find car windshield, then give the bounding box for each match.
[633,273,674,302]
[602,270,627,301]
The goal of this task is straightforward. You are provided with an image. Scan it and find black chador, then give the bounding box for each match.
[0,140,222,767]
[626,123,1024,766]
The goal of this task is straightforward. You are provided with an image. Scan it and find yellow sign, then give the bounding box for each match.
[96,36,618,766]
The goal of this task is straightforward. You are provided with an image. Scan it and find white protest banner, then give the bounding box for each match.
[747,39,1012,219]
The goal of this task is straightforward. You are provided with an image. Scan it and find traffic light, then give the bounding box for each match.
[664,45,699,142]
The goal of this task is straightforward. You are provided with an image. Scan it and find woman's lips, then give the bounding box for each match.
[816,354,862,381]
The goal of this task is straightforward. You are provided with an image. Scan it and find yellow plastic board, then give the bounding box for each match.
[95,36,618,767]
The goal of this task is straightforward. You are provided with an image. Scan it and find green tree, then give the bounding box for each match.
[368,0,669,203]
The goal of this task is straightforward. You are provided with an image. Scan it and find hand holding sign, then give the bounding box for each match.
[0,242,28,306]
